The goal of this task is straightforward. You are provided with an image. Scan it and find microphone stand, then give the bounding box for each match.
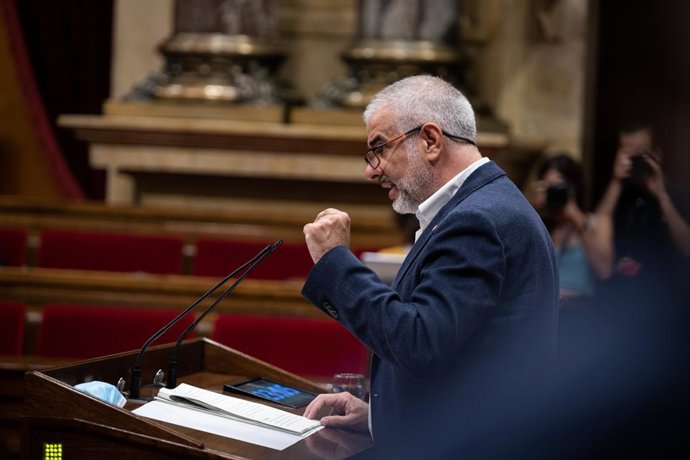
[165,240,283,389]
[128,240,281,400]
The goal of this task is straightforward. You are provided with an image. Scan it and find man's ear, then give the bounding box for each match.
[420,123,443,163]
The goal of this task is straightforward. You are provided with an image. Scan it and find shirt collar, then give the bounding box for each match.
[415,157,490,241]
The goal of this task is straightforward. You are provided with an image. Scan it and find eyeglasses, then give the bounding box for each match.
[364,125,477,169]
[365,127,421,169]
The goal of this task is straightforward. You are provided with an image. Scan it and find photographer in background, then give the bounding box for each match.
[529,154,613,302]
[597,123,690,276]
[585,127,690,460]
[595,123,689,366]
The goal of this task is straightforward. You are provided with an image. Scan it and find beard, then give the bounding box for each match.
[386,144,436,214]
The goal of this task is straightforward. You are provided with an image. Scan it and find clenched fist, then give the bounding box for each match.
[303,208,351,263]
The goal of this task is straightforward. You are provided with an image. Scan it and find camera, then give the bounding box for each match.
[545,182,572,211]
[629,153,653,183]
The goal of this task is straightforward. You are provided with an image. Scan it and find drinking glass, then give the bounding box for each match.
[332,373,367,400]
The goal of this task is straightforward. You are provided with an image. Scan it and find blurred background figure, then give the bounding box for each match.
[594,122,689,372]
[529,153,613,303]
[597,123,690,281]
[593,122,689,400]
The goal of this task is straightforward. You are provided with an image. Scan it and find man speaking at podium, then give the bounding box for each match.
[302,75,559,458]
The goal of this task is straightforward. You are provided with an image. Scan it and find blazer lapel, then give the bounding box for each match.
[391,161,506,288]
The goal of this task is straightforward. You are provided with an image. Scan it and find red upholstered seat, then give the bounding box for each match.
[0,227,28,267]
[36,304,196,359]
[0,301,26,355]
[37,229,184,274]
[193,239,314,280]
[211,315,369,379]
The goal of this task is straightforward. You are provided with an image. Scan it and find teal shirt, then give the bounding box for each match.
[558,242,595,297]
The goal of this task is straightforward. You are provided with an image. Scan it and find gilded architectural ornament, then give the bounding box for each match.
[125,0,296,105]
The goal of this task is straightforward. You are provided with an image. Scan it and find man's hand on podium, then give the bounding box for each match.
[303,392,369,432]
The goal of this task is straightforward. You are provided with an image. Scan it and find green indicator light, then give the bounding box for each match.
[43,443,63,459]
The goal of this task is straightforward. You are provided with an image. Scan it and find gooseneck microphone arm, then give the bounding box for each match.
[128,240,282,399]
[166,239,283,389]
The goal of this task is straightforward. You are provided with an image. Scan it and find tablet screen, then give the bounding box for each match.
[224,378,317,408]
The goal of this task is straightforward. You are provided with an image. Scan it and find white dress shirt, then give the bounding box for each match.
[415,157,490,241]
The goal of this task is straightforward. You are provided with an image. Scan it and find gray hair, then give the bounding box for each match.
[363,75,477,143]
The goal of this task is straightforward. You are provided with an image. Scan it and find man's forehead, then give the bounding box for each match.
[620,130,652,148]
[366,109,394,142]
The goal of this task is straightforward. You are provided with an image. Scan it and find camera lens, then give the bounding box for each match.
[629,154,652,183]
[546,182,571,211]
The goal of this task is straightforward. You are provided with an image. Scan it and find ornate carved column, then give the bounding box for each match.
[318,0,468,108]
[126,0,296,105]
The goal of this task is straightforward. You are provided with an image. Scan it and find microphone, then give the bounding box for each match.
[128,239,283,400]
[165,239,283,389]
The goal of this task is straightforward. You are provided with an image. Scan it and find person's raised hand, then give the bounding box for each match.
[642,152,666,198]
[612,147,633,182]
[303,208,351,263]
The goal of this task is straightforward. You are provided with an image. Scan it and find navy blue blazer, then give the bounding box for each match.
[302,161,559,457]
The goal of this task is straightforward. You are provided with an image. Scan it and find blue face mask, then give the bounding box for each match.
[74,381,127,407]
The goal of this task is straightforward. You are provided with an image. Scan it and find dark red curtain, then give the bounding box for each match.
[12,0,114,199]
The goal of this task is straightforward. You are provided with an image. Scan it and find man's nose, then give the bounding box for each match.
[365,163,380,182]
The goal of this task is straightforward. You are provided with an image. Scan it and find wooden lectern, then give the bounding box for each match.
[23,338,373,459]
